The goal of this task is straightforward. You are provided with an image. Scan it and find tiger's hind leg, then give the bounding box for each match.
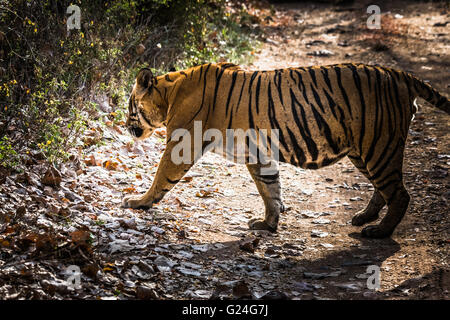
[348,155,386,226]
[246,160,284,233]
[361,142,410,238]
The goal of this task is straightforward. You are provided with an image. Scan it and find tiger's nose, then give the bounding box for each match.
[129,126,144,138]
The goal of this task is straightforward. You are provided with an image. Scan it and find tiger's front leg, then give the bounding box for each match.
[246,161,284,232]
[122,141,193,210]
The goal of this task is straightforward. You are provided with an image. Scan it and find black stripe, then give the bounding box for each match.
[293,70,310,104]
[225,71,238,116]
[290,89,318,160]
[198,65,204,83]
[364,68,383,165]
[268,81,289,152]
[220,63,237,69]
[212,66,226,111]
[308,68,318,87]
[184,63,211,127]
[334,66,353,118]
[275,70,284,106]
[363,66,372,89]
[320,67,333,93]
[289,69,298,85]
[248,75,256,129]
[166,177,180,184]
[286,126,306,166]
[227,108,234,129]
[310,83,325,113]
[348,64,367,154]
[253,172,280,185]
[369,139,402,181]
[165,74,173,82]
[248,72,258,93]
[267,135,286,163]
[385,72,397,136]
[322,156,339,167]
[402,72,413,114]
[235,73,246,114]
[322,88,338,121]
[255,75,262,114]
[311,104,340,155]
[376,170,402,191]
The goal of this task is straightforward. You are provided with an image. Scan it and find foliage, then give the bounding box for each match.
[0,0,259,169]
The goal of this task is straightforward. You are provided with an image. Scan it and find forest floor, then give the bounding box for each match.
[0,0,449,299]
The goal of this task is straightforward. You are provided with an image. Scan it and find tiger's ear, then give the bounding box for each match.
[136,68,153,89]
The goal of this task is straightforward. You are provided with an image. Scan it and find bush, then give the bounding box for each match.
[0,0,259,169]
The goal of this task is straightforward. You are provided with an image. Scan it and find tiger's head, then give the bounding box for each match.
[126,68,167,140]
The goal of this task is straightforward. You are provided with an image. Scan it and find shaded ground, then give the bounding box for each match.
[0,0,449,299]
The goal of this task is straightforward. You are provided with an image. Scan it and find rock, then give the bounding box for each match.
[335,283,361,291]
[41,279,70,295]
[176,267,201,277]
[303,270,342,279]
[311,229,329,238]
[210,284,232,300]
[239,237,260,253]
[154,256,176,268]
[292,281,315,292]
[232,280,252,299]
[306,49,334,57]
[136,43,146,55]
[119,218,137,230]
[191,244,209,252]
[16,205,26,218]
[41,167,62,187]
[137,261,155,274]
[136,285,158,299]
[151,226,165,234]
[312,218,331,225]
[177,230,187,238]
[259,290,289,300]
[187,290,212,299]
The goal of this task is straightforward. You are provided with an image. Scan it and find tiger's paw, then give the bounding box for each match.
[121,195,152,210]
[248,218,277,233]
[361,225,393,239]
[351,210,379,226]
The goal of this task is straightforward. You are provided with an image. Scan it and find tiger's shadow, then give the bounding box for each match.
[186,231,402,297]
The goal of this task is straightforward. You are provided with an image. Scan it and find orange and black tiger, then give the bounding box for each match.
[122,62,449,238]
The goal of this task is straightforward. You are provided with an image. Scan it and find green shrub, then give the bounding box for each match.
[0,0,259,169]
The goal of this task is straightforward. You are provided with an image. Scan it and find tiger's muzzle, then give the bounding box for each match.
[128,126,144,138]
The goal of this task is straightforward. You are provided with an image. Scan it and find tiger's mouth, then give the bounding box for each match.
[128,126,153,140]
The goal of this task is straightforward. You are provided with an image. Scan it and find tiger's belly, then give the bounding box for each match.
[207,131,351,169]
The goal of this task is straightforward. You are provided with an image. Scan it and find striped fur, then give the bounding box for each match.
[123,62,449,238]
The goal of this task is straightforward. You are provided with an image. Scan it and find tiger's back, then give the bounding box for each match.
[203,63,420,170]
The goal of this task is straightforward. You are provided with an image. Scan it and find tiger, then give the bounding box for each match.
[122,62,449,238]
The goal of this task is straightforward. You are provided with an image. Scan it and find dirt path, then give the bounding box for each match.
[153,0,449,299]
[1,0,448,300]
[121,0,448,299]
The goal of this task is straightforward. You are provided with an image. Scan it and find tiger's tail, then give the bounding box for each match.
[408,74,450,114]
